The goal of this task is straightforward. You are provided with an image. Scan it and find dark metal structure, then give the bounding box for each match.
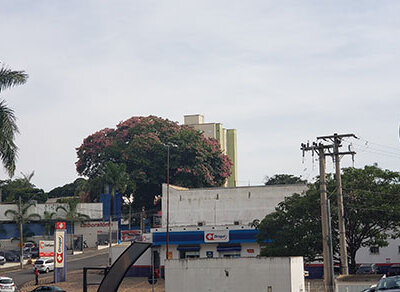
[94,241,151,292]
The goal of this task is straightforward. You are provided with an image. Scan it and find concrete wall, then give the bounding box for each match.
[162,184,307,227]
[165,257,305,292]
[0,203,103,221]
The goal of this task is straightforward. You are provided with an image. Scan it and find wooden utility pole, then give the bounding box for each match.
[301,142,335,292]
[317,133,356,276]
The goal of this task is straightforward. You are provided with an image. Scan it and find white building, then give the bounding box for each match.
[152,183,308,270]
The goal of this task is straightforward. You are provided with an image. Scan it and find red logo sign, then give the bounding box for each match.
[56,253,63,264]
[40,241,44,249]
[205,233,214,241]
[56,222,66,230]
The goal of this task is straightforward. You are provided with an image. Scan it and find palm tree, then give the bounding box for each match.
[4,197,41,268]
[101,162,129,266]
[43,210,56,238]
[56,199,90,252]
[0,65,28,177]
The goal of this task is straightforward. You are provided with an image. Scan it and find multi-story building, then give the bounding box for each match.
[183,114,238,187]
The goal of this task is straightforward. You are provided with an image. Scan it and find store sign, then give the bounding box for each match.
[121,230,142,242]
[56,222,66,230]
[204,230,229,243]
[55,230,65,268]
[39,240,54,257]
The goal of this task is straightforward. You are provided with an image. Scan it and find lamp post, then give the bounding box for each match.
[163,142,177,260]
[166,144,170,260]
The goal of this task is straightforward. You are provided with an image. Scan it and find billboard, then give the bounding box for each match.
[39,240,54,257]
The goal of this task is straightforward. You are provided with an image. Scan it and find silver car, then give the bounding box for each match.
[34,258,54,273]
[0,277,16,292]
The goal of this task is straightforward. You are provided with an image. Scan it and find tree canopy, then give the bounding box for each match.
[0,172,47,203]
[257,165,400,272]
[264,174,306,185]
[76,116,232,210]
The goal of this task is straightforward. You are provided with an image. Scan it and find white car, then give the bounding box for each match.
[34,258,55,273]
[0,256,5,265]
[0,276,16,292]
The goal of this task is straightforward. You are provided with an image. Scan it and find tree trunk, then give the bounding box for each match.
[349,250,357,274]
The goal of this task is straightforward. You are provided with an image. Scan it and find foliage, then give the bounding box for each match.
[0,65,28,176]
[264,174,306,185]
[4,200,41,225]
[0,172,47,203]
[56,198,90,249]
[76,116,232,210]
[42,211,56,237]
[47,178,87,198]
[257,166,400,271]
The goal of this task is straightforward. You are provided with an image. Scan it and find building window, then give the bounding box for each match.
[370,246,379,254]
[219,250,241,258]
[398,246,400,254]
[179,250,200,259]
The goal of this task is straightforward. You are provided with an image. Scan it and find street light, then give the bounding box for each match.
[162,142,177,260]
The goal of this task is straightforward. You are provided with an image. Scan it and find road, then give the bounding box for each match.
[2,250,109,288]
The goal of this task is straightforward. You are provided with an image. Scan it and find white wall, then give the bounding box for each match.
[356,237,400,264]
[162,184,307,227]
[74,221,118,248]
[0,203,103,221]
[165,257,305,292]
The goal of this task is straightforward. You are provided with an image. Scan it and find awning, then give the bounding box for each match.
[177,245,201,252]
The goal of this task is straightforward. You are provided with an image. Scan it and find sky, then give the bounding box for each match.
[0,1,400,191]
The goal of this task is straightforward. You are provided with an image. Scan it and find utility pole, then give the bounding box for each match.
[301,142,335,292]
[19,196,23,269]
[317,133,356,276]
[166,144,170,260]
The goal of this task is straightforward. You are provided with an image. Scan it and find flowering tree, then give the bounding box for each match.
[76,116,232,210]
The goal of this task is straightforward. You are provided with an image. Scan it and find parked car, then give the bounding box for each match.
[33,258,54,273]
[0,256,5,265]
[0,251,19,262]
[23,242,36,249]
[0,276,16,292]
[376,275,400,291]
[30,286,65,292]
[362,287,376,292]
[388,265,400,277]
[9,249,30,259]
[357,264,378,274]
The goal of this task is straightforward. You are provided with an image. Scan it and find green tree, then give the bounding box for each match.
[0,172,47,203]
[0,65,28,177]
[56,198,90,252]
[257,166,400,272]
[76,116,232,211]
[4,198,41,268]
[264,174,306,185]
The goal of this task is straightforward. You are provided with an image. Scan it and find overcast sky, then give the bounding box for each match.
[1,1,399,191]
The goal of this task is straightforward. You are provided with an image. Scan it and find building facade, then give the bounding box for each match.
[152,183,308,269]
[183,114,238,187]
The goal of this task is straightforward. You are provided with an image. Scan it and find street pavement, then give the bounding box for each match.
[0,248,109,288]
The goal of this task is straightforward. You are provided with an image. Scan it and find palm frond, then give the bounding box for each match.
[26,213,41,221]
[22,201,36,214]
[0,100,18,177]
[56,205,68,213]
[4,209,18,218]
[0,66,28,92]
